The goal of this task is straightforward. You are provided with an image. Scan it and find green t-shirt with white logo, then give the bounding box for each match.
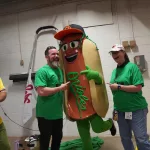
[110,62,148,112]
[34,64,64,120]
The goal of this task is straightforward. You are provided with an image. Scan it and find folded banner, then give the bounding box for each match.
[23,34,38,124]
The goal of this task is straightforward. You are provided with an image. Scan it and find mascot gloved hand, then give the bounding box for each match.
[54,24,116,150]
[80,65,103,85]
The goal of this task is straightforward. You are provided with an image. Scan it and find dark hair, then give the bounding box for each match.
[45,46,56,56]
[124,52,130,62]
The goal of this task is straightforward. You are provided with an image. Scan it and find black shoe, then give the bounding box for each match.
[109,118,116,136]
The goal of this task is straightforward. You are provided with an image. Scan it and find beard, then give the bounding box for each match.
[51,61,60,68]
[47,57,60,68]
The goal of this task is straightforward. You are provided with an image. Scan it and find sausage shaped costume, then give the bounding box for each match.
[54,24,116,150]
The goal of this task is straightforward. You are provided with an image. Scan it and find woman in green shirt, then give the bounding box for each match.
[108,44,150,150]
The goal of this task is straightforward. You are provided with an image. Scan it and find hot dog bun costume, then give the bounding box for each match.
[54,24,116,150]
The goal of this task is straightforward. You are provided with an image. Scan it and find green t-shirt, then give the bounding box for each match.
[34,64,64,120]
[110,62,148,112]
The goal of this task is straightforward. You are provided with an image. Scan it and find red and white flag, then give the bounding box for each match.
[22,35,37,125]
[23,69,37,124]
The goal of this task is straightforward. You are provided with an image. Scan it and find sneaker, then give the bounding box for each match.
[109,118,116,136]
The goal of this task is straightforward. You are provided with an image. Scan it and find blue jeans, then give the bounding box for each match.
[117,108,150,150]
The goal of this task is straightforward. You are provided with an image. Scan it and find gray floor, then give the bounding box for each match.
[100,136,124,150]
[9,136,137,150]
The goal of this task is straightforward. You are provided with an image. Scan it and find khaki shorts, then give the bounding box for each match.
[0,122,10,150]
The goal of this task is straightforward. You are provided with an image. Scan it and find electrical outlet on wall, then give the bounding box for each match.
[134,55,147,73]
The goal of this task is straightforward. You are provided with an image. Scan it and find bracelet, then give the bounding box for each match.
[118,84,121,90]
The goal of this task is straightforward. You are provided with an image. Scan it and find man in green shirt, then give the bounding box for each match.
[35,46,70,150]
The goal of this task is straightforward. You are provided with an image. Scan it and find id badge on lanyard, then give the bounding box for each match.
[125,112,132,120]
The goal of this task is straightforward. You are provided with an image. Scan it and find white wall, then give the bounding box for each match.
[0,0,150,138]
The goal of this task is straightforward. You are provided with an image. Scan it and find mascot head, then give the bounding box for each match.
[54,24,87,65]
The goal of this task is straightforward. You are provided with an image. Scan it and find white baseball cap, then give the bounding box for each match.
[109,44,125,53]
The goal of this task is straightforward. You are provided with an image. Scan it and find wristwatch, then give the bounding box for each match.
[118,84,121,90]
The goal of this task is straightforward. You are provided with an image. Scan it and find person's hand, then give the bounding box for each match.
[80,65,103,84]
[60,82,70,91]
[107,83,118,91]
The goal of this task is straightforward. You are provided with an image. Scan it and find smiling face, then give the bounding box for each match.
[60,33,83,63]
[110,50,126,65]
[45,49,60,68]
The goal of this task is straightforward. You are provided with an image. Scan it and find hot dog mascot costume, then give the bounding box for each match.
[54,24,116,150]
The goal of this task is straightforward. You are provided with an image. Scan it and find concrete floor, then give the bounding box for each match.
[101,136,136,150]
[9,136,137,150]
[99,136,124,150]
